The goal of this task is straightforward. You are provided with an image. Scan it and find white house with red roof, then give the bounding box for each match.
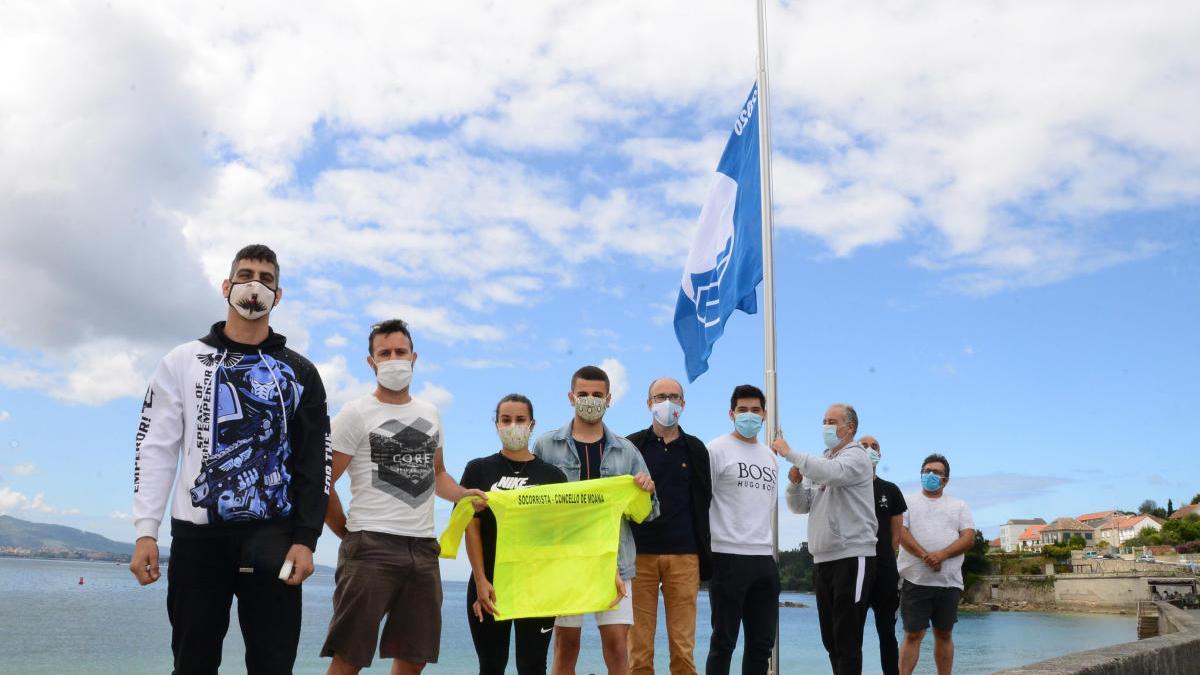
[1077,509,1122,527]
[1095,514,1164,546]
[1019,524,1048,551]
[1000,518,1046,552]
[1040,517,1096,546]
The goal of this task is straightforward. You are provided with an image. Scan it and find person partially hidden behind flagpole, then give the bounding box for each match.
[532,365,658,675]
[773,403,877,675]
[705,384,781,675]
[860,435,907,675]
[459,394,568,675]
[626,378,712,675]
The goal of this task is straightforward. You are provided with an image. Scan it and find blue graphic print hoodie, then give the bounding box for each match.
[132,323,332,550]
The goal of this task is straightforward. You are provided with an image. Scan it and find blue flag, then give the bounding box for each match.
[673,84,763,382]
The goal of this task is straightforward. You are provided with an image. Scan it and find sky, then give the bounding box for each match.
[1,0,1198,574]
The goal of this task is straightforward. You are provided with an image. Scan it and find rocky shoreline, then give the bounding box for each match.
[961,600,1132,616]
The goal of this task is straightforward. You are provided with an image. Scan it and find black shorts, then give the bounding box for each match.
[899,580,961,633]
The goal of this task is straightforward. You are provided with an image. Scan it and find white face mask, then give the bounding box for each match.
[227,281,276,321]
[498,423,532,451]
[375,358,413,392]
[651,400,682,427]
[574,395,606,423]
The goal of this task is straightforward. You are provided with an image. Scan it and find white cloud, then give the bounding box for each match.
[0,410,9,422]
[453,359,515,370]
[416,382,454,410]
[2,0,1197,406]
[7,463,35,477]
[324,334,348,348]
[109,511,133,521]
[599,358,629,405]
[0,487,77,515]
[315,355,374,413]
[0,341,149,406]
[367,302,503,345]
[0,487,25,513]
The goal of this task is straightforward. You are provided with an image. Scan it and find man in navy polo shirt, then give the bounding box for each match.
[627,377,712,675]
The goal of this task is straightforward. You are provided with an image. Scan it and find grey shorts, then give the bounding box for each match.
[900,580,961,633]
[320,531,442,667]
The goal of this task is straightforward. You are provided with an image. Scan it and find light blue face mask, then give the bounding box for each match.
[822,424,841,449]
[734,412,763,438]
[867,450,881,466]
[921,472,943,492]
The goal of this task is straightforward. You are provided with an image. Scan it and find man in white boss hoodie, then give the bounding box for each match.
[773,403,877,675]
[705,384,780,675]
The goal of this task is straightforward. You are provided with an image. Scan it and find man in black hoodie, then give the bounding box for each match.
[627,377,712,675]
[129,244,331,675]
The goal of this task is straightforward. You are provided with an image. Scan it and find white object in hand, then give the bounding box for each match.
[278,559,294,581]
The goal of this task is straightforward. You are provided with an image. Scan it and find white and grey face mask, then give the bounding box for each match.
[228,280,277,321]
[498,423,532,451]
[574,395,607,423]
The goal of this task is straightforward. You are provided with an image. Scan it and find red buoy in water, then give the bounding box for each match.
[78,576,84,585]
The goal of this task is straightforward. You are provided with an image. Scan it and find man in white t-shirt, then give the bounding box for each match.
[320,319,487,675]
[705,384,781,675]
[896,453,975,675]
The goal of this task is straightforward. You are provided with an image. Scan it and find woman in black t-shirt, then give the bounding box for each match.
[459,393,568,675]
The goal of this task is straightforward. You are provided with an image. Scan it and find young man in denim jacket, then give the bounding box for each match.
[533,364,658,675]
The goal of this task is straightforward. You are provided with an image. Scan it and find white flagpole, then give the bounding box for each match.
[754,0,781,672]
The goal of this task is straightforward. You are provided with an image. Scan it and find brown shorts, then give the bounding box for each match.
[320,530,442,667]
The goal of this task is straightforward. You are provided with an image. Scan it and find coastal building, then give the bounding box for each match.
[1170,503,1200,520]
[1095,514,1165,547]
[1077,510,1123,527]
[1019,524,1047,551]
[1040,517,1096,547]
[1000,518,1046,552]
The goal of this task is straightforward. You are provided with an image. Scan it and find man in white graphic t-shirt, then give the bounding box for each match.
[705,384,781,675]
[320,319,487,675]
[897,453,975,675]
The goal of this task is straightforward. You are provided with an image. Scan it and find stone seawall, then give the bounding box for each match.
[993,603,1200,675]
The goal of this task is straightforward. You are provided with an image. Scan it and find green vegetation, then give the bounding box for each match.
[963,531,991,591]
[1124,516,1200,548]
[778,542,815,592]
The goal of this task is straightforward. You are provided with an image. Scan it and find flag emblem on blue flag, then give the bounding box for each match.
[674,84,764,382]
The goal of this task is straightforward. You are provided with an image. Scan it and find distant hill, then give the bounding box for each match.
[0,515,336,573]
[0,515,134,556]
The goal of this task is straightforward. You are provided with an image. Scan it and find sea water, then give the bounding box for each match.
[0,558,1135,674]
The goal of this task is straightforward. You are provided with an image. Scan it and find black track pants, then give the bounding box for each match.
[466,582,555,674]
[814,555,876,675]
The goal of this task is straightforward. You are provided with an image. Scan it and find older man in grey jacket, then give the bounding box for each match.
[773,403,877,675]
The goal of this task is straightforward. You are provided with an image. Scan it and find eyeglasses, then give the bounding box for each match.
[650,393,683,403]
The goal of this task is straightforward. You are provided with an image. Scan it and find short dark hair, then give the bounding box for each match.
[730,384,767,411]
[229,244,279,280]
[368,319,414,356]
[921,453,950,478]
[571,365,610,393]
[494,393,534,422]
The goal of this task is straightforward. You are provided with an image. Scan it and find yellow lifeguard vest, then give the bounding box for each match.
[440,475,652,620]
